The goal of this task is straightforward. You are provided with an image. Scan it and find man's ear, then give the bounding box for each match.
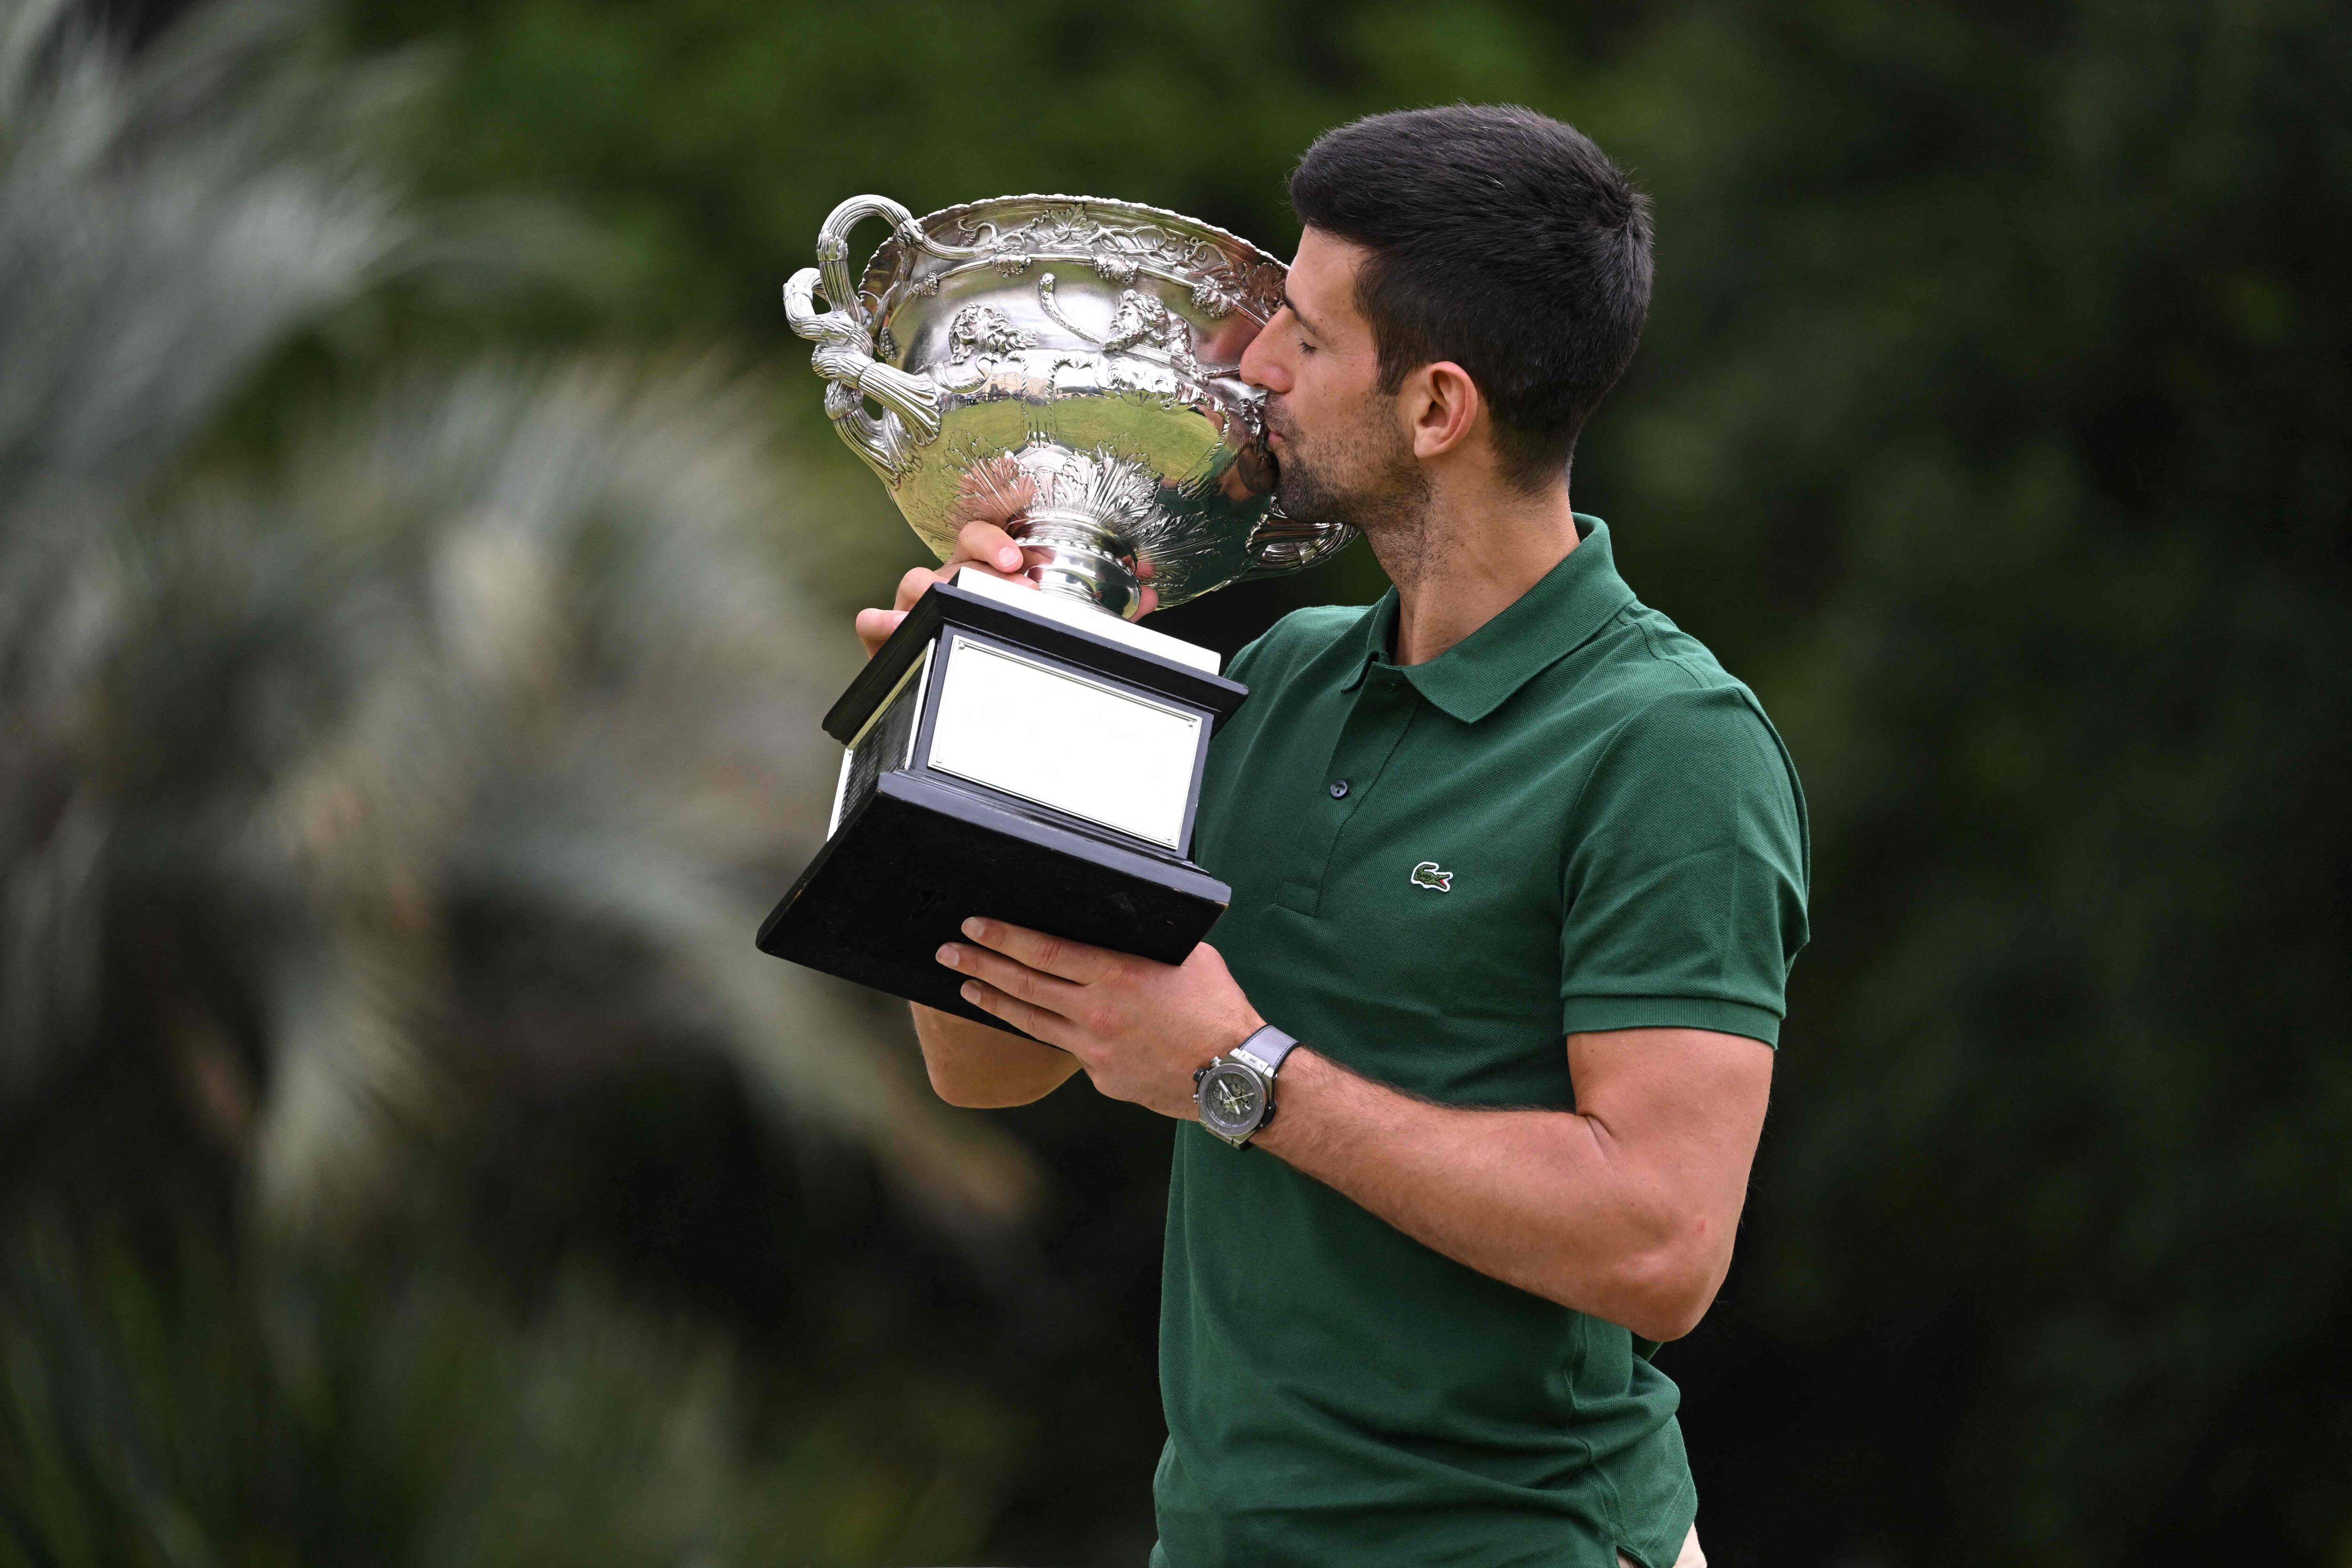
[1403,361,1483,461]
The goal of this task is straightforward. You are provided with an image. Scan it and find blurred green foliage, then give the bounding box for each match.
[4,0,2348,1563]
[0,1222,1017,1566]
[0,2,1034,1561]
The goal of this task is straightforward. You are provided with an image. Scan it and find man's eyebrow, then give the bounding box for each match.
[1281,290,1328,339]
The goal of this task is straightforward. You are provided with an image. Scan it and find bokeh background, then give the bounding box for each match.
[3,0,2346,1562]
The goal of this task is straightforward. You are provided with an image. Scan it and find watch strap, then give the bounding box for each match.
[1231,1024,1297,1079]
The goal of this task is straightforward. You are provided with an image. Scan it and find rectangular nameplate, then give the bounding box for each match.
[924,637,1205,850]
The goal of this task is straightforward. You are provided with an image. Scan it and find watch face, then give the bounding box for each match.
[1199,1063,1265,1137]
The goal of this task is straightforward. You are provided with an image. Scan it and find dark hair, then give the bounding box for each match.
[1288,104,1653,489]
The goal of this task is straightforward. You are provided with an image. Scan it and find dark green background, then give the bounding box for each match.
[12,0,2351,1562]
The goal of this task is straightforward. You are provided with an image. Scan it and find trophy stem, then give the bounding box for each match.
[1014,509,1146,620]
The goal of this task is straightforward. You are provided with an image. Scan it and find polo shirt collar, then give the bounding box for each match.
[1341,515,1634,724]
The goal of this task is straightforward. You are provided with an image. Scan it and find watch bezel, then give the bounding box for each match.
[1196,1058,1269,1144]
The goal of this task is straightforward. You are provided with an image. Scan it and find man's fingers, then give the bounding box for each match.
[960,917,1122,984]
[955,978,1066,1045]
[937,940,1085,1013]
[855,606,906,657]
[955,519,1032,577]
[859,532,1040,658]
[891,564,951,613]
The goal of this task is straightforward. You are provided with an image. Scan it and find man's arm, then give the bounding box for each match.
[1252,1029,1771,1342]
[850,515,1088,1109]
[910,1004,1081,1107]
[938,917,1772,1343]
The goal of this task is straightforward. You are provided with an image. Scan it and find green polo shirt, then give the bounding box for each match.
[1152,517,1809,1568]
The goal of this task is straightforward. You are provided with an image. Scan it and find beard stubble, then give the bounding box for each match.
[1267,391,1436,587]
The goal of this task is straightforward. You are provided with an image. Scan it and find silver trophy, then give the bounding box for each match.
[755,193,1351,1021]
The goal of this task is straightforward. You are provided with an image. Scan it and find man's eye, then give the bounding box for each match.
[1297,339,1317,355]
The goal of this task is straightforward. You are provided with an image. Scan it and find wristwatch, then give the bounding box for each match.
[1193,1024,1299,1148]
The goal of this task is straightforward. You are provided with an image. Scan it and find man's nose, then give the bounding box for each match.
[1239,327,1287,393]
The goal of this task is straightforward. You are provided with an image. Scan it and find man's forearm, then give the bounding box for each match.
[910,1003,1081,1107]
[930,918,1771,1338]
[1252,1048,1738,1341]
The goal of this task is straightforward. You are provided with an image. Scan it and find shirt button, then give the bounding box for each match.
[1329,780,1350,799]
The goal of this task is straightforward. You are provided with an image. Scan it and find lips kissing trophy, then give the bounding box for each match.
[754,194,1352,1026]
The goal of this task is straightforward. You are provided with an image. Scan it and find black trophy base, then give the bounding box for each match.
[756,770,1231,1033]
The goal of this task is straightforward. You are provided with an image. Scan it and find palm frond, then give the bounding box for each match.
[0,0,1039,1234]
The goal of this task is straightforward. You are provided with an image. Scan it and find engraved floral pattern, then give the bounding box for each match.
[940,201,1280,320]
[1191,280,1238,319]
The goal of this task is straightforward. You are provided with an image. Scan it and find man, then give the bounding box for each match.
[854,106,1807,1568]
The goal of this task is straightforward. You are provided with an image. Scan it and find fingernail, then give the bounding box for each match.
[961,916,985,939]
[936,944,959,968]
[997,547,1021,570]
[960,981,981,1002]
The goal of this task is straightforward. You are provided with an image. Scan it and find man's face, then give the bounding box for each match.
[1239,228,1425,536]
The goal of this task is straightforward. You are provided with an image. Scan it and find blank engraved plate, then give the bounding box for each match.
[925,638,1203,849]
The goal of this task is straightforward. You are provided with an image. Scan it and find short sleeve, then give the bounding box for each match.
[1218,602,1364,693]
[1559,683,1810,1046]
[1223,627,1279,687]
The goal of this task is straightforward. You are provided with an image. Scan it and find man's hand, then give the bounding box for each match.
[852,518,1163,658]
[937,917,1263,1120]
[855,518,1038,657]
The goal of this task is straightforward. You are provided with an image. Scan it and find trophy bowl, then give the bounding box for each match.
[760,193,1350,1026]
[783,193,1354,619]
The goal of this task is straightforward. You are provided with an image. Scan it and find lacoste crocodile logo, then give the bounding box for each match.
[1409,861,1454,893]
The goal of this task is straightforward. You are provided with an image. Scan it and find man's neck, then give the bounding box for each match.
[1374,477,1582,667]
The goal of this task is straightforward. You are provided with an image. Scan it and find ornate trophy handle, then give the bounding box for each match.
[1239,506,1359,579]
[784,195,983,483]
